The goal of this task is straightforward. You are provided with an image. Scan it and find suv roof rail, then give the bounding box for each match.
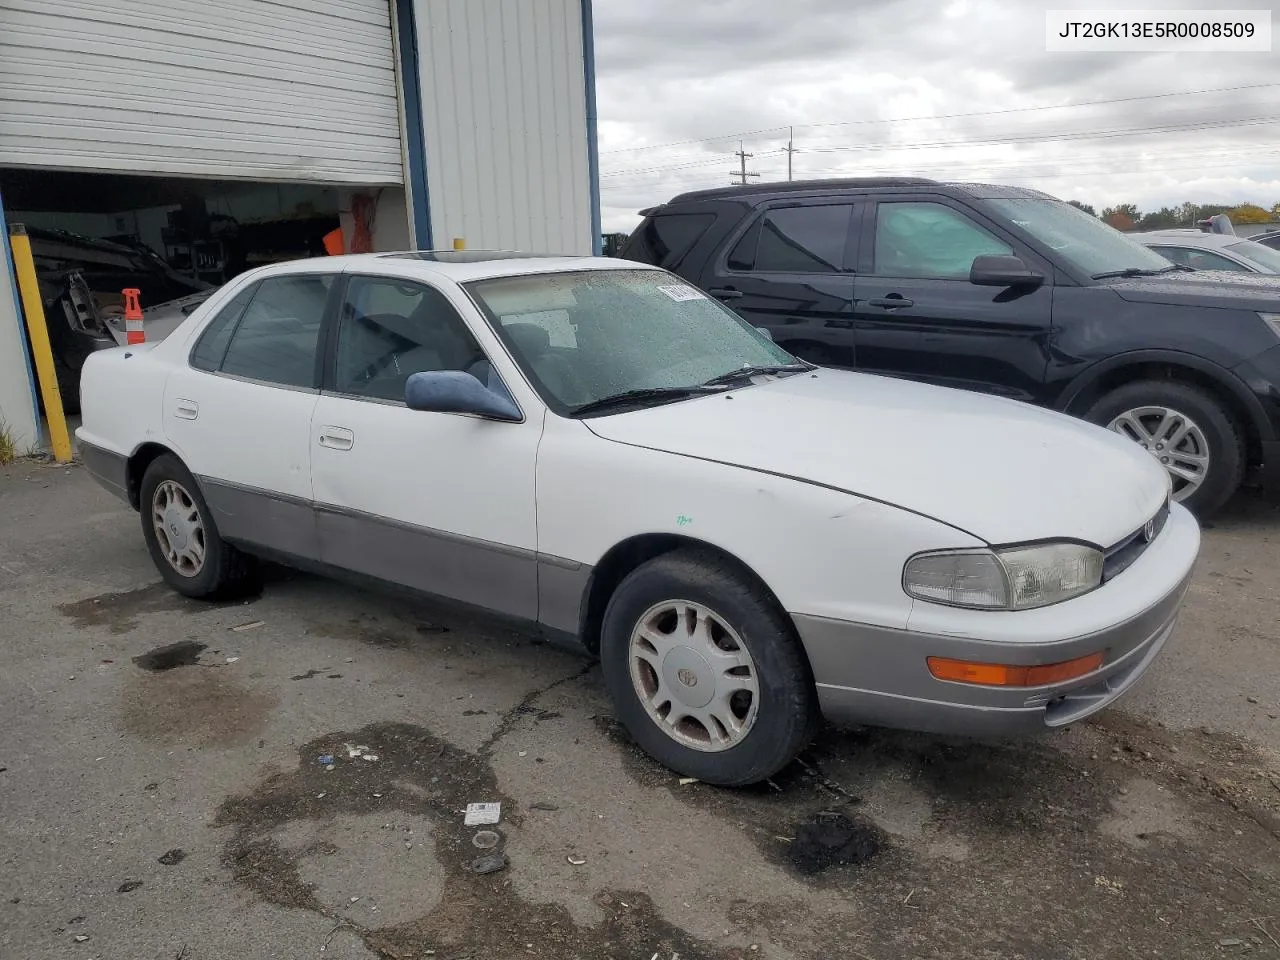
[660,177,939,207]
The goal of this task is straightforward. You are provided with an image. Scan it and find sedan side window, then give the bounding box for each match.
[874,202,1012,279]
[333,276,490,402]
[219,274,333,388]
[190,283,258,372]
[1149,246,1250,272]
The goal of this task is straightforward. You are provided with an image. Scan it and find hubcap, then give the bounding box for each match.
[627,600,759,753]
[1107,405,1210,503]
[152,480,206,577]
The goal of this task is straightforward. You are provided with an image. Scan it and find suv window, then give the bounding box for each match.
[333,276,488,402]
[191,283,258,372]
[874,201,1012,279]
[219,274,333,388]
[729,204,853,273]
[622,213,715,268]
[1149,245,1250,272]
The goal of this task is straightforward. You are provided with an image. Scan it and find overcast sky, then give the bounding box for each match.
[591,0,1280,232]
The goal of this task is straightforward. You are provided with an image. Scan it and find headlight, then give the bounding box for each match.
[903,542,1104,611]
[1260,313,1280,339]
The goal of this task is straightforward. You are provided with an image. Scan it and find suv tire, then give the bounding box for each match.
[1085,380,1244,517]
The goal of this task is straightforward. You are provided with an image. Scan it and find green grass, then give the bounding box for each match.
[0,420,16,466]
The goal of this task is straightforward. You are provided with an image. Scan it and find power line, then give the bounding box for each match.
[601,114,1276,180]
[597,81,1280,156]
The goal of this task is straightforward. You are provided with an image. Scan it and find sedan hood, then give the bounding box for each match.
[585,370,1170,547]
[1108,271,1280,311]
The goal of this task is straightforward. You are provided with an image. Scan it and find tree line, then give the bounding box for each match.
[1067,200,1280,232]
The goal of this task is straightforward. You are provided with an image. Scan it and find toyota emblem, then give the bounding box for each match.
[676,668,699,688]
[1142,518,1156,542]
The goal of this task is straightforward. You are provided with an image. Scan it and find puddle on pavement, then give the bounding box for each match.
[132,640,206,671]
[595,711,1280,960]
[215,721,729,960]
[58,582,259,635]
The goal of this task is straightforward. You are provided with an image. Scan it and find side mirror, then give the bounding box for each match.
[969,254,1044,288]
[405,370,521,421]
[755,326,774,342]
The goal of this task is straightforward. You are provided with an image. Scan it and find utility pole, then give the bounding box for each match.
[785,126,797,181]
[731,141,760,185]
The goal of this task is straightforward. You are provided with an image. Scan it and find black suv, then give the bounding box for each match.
[619,178,1280,516]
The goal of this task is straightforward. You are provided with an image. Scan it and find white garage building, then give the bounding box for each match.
[0,0,600,452]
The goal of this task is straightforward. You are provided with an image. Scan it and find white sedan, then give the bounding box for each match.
[76,252,1201,786]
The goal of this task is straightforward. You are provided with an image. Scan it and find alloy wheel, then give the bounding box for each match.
[628,599,759,752]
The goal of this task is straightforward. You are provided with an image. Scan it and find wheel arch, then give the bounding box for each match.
[1055,350,1273,463]
[576,533,794,656]
[125,441,182,510]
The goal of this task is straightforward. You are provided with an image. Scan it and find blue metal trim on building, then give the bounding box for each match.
[580,0,602,255]
[0,189,42,437]
[394,0,433,249]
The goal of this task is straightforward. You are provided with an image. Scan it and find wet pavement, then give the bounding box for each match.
[1,459,1278,959]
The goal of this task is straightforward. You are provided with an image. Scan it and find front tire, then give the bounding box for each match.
[600,549,818,786]
[139,454,257,599]
[1085,380,1244,517]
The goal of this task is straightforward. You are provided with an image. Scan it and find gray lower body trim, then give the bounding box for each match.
[315,505,540,622]
[79,440,130,504]
[537,555,592,636]
[793,571,1191,736]
[200,477,319,561]
[193,476,587,633]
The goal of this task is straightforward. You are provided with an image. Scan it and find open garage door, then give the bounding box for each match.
[0,0,404,185]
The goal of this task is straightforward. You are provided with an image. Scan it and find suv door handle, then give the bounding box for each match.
[707,288,744,300]
[318,426,355,451]
[867,297,914,309]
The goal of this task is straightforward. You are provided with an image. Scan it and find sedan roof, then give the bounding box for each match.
[244,251,659,284]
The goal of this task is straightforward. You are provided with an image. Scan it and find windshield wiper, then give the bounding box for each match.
[569,385,724,418]
[1091,265,1183,280]
[701,363,811,387]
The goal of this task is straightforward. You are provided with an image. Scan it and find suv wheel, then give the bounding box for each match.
[1085,380,1244,517]
[600,548,818,786]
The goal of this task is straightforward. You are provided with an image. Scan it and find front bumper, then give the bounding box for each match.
[793,507,1199,737]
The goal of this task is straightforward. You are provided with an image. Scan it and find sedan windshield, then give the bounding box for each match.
[465,269,801,415]
[1227,240,1280,274]
[985,198,1175,278]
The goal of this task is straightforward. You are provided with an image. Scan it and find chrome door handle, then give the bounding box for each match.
[174,399,199,420]
[318,426,354,451]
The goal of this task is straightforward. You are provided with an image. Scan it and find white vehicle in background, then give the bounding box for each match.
[1135,229,1280,275]
[75,252,1199,785]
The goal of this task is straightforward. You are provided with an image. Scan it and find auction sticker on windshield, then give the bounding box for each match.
[657,284,706,302]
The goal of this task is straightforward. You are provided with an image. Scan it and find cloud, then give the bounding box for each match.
[593,0,1280,232]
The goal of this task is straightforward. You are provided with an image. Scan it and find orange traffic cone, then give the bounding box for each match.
[123,288,144,344]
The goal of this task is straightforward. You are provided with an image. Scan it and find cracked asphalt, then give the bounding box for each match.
[1,459,1278,960]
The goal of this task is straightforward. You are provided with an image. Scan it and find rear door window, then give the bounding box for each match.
[190,283,258,371]
[218,274,334,388]
[621,213,716,268]
[728,204,854,273]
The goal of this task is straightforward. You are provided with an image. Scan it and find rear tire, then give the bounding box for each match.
[1085,380,1244,518]
[139,454,258,599]
[600,548,818,786]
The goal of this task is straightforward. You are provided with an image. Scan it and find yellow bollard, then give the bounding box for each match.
[8,223,72,463]
[452,237,465,250]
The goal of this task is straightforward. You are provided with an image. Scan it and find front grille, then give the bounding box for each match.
[1102,501,1170,582]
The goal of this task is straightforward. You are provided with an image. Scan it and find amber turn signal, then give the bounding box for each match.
[927,651,1105,687]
